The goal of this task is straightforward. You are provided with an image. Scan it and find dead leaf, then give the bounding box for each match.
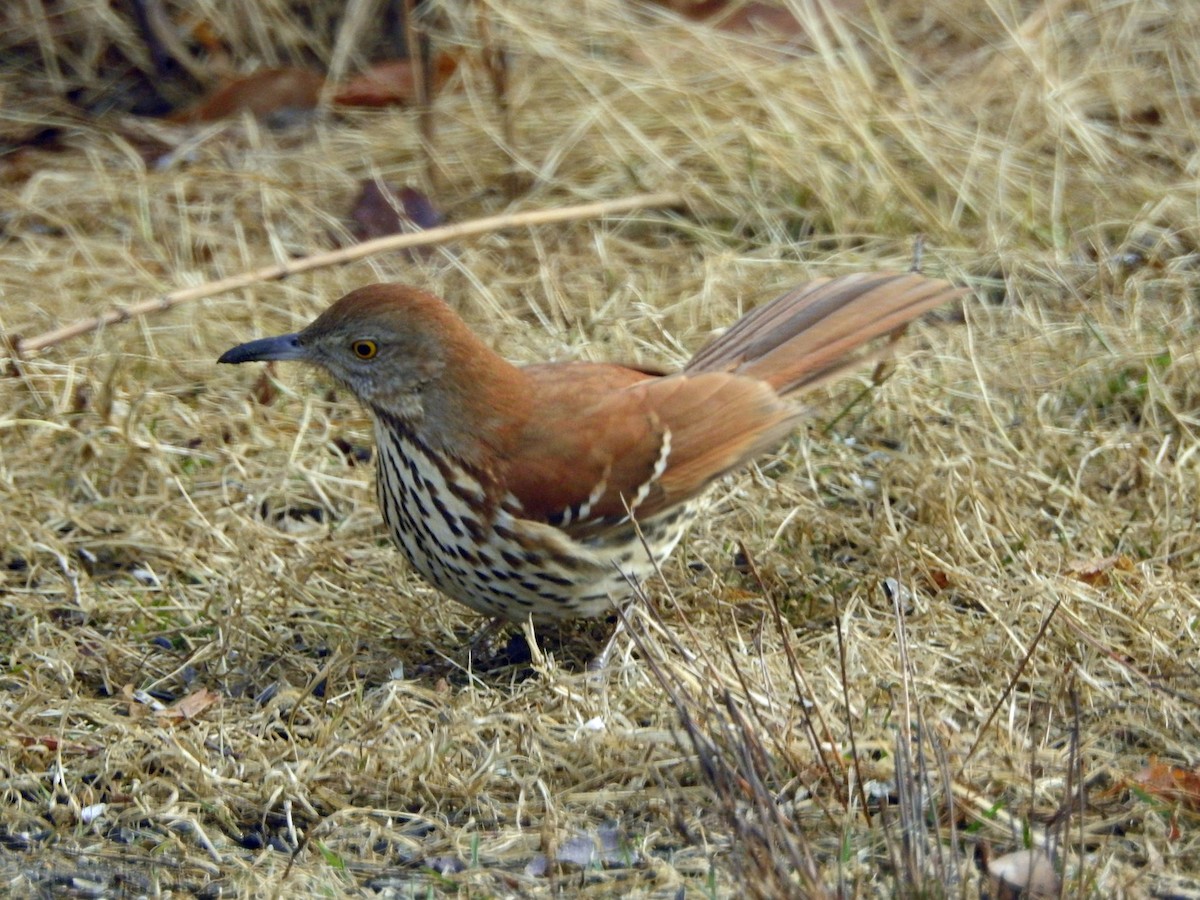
[15,735,100,756]
[556,833,601,869]
[424,855,466,875]
[251,367,279,406]
[170,68,323,124]
[187,19,227,58]
[987,849,1060,899]
[525,854,549,877]
[0,124,71,185]
[333,54,458,108]
[554,824,635,870]
[122,683,160,719]
[925,568,952,590]
[348,181,443,242]
[393,186,443,231]
[1066,554,1134,586]
[155,687,222,723]
[1132,759,1200,811]
[645,0,865,46]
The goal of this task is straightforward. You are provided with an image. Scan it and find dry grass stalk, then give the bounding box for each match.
[8,190,683,356]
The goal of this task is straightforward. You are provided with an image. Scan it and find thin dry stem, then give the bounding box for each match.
[9,191,684,356]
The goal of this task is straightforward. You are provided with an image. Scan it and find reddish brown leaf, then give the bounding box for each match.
[179,687,220,718]
[1132,759,1200,811]
[348,180,443,241]
[0,127,69,185]
[925,568,952,591]
[122,684,222,723]
[188,19,226,57]
[170,68,324,123]
[395,186,443,231]
[251,367,279,406]
[1066,554,1134,586]
[349,180,407,239]
[15,735,101,756]
[333,54,458,108]
[645,0,865,46]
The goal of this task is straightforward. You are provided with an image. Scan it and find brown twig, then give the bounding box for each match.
[9,191,684,357]
[130,0,212,90]
[957,598,1062,775]
[477,2,516,198]
[833,600,872,825]
[403,0,436,189]
[739,541,847,805]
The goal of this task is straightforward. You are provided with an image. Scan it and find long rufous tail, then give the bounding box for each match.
[685,272,963,395]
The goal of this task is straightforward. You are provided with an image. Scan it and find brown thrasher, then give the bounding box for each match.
[219,272,959,623]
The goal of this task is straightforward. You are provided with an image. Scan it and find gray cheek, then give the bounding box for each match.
[393,393,424,420]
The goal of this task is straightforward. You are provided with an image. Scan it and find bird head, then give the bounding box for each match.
[219,284,530,460]
[219,284,472,421]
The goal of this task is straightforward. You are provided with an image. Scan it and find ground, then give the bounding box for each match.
[1,1,1199,897]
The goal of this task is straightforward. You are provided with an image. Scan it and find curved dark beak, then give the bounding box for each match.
[218,333,305,365]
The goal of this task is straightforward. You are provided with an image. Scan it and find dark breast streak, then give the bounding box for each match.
[370,413,695,622]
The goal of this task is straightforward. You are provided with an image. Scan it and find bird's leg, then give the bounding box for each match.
[465,614,550,670]
[587,513,660,671]
[466,614,514,661]
[586,608,629,672]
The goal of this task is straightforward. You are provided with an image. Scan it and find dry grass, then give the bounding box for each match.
[2,0,1200,896]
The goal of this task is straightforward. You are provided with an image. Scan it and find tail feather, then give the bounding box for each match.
[685,272,963,395]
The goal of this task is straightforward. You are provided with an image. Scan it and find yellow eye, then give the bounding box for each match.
[351,340,377,359]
